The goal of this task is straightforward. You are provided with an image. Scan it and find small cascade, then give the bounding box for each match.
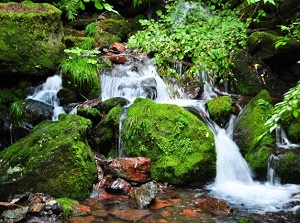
[117,107,127,157]
[26,74,65,121]
[267,154,281,185]
[276,127,300,149]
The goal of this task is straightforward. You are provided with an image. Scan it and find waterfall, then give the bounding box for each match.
[267,154,281,185]
[26,74,65,121]
[100,55,300,213]
[276,127,300,149]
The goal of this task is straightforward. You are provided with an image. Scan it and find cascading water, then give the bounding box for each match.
[276,127,300,149]
[100,55,300,214]
[26,74,65,121]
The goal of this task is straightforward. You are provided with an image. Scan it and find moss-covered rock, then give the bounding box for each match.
[247,31,300,66]
[206,96,234,127]
[121,98,216,185]
[233,90,274,180]
[77,107,102,125]
[89,106,123,156]
[277,152,300,184]
[285,116,300,144]
[0,114,97,201]
[0,1,65,76]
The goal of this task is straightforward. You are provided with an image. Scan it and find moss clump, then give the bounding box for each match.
[56,197,79,217]
[207,96,234,126]
[0,114,97,200]
[122,98,216,185]
[89,106,123,156]
[77,107,102,125]
[285,116,300,143]
[0,1,65,75]
[277,152,300,184]
[234,90,274,179]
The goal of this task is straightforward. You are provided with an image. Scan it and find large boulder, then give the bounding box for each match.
[0,1,65,76]
[0,114,97,201]
[121,98,216,185]
[233,90,274,180]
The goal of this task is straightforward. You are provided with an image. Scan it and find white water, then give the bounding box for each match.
[276,127,300,149]
[100,56,300,214]
[26,74,65,121]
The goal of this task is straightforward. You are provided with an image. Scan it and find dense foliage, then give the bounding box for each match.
[128,0,247,84]
[265,81,300,132]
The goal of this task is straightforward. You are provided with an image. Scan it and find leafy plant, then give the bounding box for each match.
[275,19,300,48]
[9,100,25,127]
[132,0,157,8]
[61,47,101,97]
[127,0,247,84]
[57,0,117,20]
[265,81,300,132]
[85,22,97,37]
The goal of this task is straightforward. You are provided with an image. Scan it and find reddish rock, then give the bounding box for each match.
[180,209,202,217]
[78,99,101,109]
[196,197,232,216]
[149,198,172,210]
[68,215,95,223]
[106,52,128,64]
[105,157,151,182]
[110,42,126,53]
[72,203,90,214]
[110,209,150,221]
[105,178,133,195]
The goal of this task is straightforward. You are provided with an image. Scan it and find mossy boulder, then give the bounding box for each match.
[0,114,97,201]
[0,1,65,76]
[285,116,300,144]
[206,96,235,127]
[233,90,274,180]
[277,152,300,184]
[89,106,123,157]
[247,31,300,67]
[121,98,216,185]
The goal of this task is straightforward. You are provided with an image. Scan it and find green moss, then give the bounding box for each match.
[57,197,79,217]
[77,107,102,125]
[0,114,97,200]
[0,2,65,75]
[90,106,123,156]
[207,96,234,126]
[277,152,300,184]
[286,116,300,143]
[122,98,215,185]
[64,36,95,49]
[234,90,274,179]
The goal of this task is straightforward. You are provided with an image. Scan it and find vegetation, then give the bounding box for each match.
[128,0,247,84]
[8,100,25,127]
[265,81,300,132]
[57,198,79,216]
[121,98,216,185]
[57,0,117,20]
[61,47,101,99]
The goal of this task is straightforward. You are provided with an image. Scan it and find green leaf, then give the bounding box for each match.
[178,52,184,60]
[94,1,103,10]
[156,10,162,16]
[293,110,299,118]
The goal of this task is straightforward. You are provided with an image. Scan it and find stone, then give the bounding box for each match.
[129,181,158,209]
[104,157,151,183]
[110,209,151,222]
[110,42,126,53]
[196,197,232,216]
[0,2,65,76]
[106,52,128,64]
[105,178,133,195]
[0,114,97,200]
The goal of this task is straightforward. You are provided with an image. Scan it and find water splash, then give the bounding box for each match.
[267,154,281,185]
[26,74,65,121]
[276,127,300,149]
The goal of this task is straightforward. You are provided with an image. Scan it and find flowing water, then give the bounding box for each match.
[99,56,300,220]
[26,74,65,121]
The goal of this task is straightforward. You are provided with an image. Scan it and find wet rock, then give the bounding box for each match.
[149,198,172,210]
[68,215,95,223]
[78,98,102,109]
[104,157,151,183]
[106,52,128,64]
[110,42,126,53]
[196,196,232,216]
[110,209,151,221]
[105,178,133,195]
[2,206,29,223]
[129,181,158,209]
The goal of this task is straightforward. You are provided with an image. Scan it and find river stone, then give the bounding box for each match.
[122,98,216,185]
[129,181,158,209]
[0,1,65,76]
[0,114,97,201]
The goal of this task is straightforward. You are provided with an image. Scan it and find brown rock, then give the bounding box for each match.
[105,178,133,195]
[196,196,232,216]
[105,157,151,182]
[110,42,126,53]
[110,209,150,221]
[106,52,128,64]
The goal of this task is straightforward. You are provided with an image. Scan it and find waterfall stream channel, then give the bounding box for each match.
[28,56,300,222]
